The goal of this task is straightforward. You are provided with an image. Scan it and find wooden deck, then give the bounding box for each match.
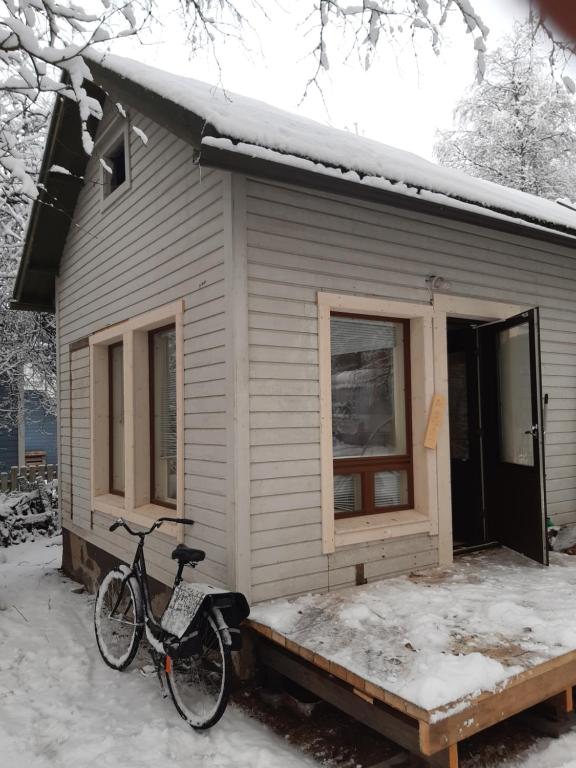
[247,549,576,767]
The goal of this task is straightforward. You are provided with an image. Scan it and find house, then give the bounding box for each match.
[0,382,57,472]
[13,51,576,605]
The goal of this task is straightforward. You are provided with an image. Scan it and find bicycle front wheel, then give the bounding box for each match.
[94,569,143,671]
[165,610,231,729]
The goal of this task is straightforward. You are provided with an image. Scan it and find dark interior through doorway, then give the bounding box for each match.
[447,318,486,551]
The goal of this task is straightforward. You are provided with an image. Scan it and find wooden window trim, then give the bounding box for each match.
[148,323,177,510]
[108,341,124,497]
[331,312,413,518]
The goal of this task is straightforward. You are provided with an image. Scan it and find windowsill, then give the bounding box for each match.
[334,508,431,548]
[93,494,179,538]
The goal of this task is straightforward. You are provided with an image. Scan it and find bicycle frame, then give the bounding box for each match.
[108,516,196,642]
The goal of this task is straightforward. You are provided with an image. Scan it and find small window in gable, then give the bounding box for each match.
[98,124,130,205]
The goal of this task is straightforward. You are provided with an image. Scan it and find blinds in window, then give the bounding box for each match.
[109,343,124,493]
[330,317,397,355]
[151,327,177,503]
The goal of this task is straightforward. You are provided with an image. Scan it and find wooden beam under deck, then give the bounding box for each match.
[248,618,576,764]
[256,638,458,768]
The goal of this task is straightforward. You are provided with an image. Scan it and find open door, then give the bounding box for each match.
[478,309,548,564]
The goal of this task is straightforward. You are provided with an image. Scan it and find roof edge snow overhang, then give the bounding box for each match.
[14,58,576,312]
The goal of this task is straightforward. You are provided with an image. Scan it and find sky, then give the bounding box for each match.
[111,0,530,161]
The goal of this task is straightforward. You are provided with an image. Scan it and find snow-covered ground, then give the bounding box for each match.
[0,538,315,768]
[4,539,576,768]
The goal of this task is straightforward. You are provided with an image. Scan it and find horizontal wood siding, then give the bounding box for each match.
[57,100,230,588]
[246,177,576,602]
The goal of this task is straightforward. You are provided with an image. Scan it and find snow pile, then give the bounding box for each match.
[0,539,317,768]
[0,479,58,547]
[86,51,576,236]
[251,548,576,714]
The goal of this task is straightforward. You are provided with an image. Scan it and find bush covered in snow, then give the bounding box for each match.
[0,479,59,547]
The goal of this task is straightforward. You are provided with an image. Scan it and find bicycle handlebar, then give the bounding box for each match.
[109,517,195,535]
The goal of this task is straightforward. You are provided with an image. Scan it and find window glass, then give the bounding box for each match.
[331,316,406,458]
[374,470,408,508]
[109,344,124,494]
[498,324,534,466]
[150,327,177,505]
[334,474,362,515]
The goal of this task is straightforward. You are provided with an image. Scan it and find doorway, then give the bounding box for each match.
[446,309,548,564]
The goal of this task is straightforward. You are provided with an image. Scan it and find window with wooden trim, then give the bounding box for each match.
[108,342,124,495]
[330,313,413,517]
[149,325,177,508]
[90,300,184,525]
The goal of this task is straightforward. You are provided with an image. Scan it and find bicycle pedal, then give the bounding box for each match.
[139,664,156,677]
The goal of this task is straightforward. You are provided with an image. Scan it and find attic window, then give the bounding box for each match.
[98,124,130,205]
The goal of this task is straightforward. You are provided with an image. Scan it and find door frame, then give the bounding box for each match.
[432,294,528,565]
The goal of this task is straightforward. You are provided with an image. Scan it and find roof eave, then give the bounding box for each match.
[199,143,576,250]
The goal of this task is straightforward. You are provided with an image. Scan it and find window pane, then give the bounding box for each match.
[151,327,177,504]
[109,344,124,493]
[331,316,406,458]
[374,470,408,508]
[498,324,534,466]
[334,474,362,514]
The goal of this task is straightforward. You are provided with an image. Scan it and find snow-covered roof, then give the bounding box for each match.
[87,50,576,237]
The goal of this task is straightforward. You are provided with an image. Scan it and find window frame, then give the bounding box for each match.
[148,323,177,510]
[318,292,436,554]
[90,301,184,536]
[108,341,124,497]
[97,121,131,210]
[331,312,414,518]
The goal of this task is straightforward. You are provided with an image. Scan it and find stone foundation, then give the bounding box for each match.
[61,527,171,614]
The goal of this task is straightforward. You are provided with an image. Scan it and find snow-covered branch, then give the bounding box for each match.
[435,21,576,202]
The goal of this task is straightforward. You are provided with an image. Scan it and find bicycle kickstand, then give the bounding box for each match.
[148,648,168,698]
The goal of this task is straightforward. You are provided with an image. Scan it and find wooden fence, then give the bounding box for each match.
[0,464,58,492]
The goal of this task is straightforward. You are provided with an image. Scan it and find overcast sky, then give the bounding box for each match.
[112,0,529,161]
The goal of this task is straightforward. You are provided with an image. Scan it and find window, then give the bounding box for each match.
[330,313,413,517]
[149,325,177,507]
[90,301,183,527]
[109,343,124,495]
[97,123,130,205]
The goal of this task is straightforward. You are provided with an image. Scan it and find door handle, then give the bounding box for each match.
[524,425,539,437]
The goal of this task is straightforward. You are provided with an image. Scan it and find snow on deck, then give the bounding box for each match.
[250,548,576,716]
[86,50,576,237]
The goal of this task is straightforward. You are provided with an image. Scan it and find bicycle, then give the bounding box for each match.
[93,516,249,729]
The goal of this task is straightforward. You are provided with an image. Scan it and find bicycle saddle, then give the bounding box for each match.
[171,543,206,564]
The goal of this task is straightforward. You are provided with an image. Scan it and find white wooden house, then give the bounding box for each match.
[13,52,576,604]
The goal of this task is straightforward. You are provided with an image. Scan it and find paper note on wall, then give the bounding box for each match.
[424,394,447,449]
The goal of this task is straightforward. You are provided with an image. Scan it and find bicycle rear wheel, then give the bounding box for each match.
[94,569,143,671]
[165,610,231,729]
